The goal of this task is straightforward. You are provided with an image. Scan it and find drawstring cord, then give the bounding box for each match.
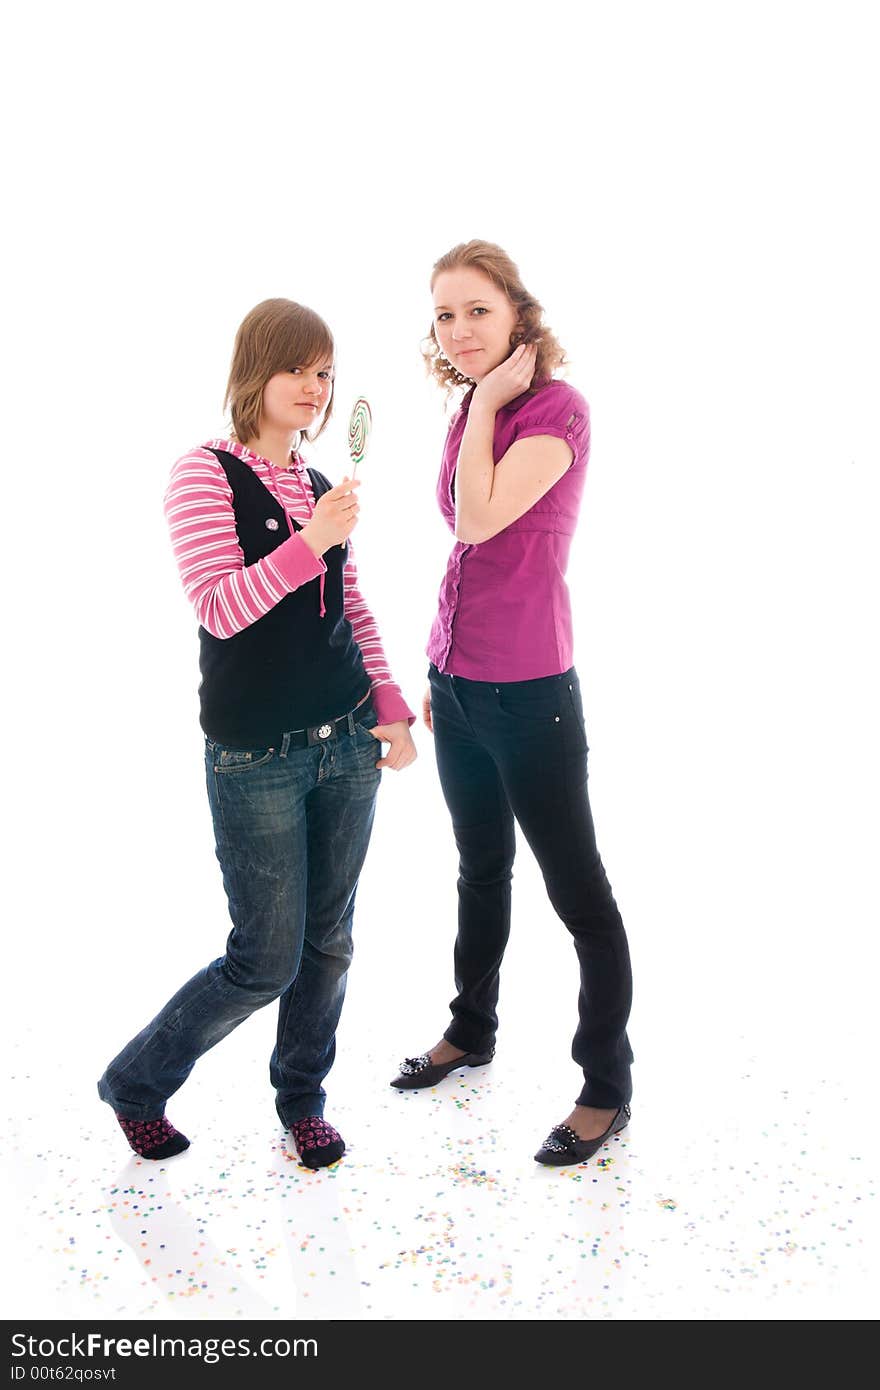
[266,454,326,618]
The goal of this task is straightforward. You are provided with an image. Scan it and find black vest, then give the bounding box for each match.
[197,450,369,746]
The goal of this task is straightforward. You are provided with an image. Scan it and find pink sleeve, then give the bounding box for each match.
[510,383,590,468]
[343,543,416,726]
[164,449,326,639]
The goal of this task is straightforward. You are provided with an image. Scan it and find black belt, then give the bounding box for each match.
[278,690,372,755]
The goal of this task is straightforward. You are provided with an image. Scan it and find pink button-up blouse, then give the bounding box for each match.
[426,379,591,682]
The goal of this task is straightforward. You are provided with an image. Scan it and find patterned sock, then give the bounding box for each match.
[290,1117,345,1169]
[116,1114,190,1160]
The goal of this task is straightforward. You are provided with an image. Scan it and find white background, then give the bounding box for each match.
[2,0,878,1320]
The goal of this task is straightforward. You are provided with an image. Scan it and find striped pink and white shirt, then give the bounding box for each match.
[164,438,414,727]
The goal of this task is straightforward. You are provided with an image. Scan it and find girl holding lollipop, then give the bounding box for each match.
[390,242,634,1166]
[99,298,416,1169]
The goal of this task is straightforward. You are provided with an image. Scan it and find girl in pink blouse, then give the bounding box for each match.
[390,243,634,1166]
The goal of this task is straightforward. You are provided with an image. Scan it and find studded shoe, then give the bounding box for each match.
[389,1047,495,1090]
[534,1104,631,1166]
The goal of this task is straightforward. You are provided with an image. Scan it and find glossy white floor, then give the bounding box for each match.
[3,738,877,1324]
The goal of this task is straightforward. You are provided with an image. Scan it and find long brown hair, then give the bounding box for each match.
[225,298,335,446]
[422,240,566,395]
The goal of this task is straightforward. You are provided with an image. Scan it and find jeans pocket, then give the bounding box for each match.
[565,679,589,754]
[355,724,380,753]
[355,703,379,737]
[213,744,277,774]
[496,677,565,725]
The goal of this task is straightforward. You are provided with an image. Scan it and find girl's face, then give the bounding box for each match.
[260,359,334,437]
[432,267,520,381]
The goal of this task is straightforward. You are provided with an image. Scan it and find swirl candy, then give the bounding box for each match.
[347,396,372,474]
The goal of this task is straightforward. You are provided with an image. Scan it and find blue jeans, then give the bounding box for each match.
[98,706,381,1126]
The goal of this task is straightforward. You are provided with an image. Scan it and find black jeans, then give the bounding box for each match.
[429,664,633,1110]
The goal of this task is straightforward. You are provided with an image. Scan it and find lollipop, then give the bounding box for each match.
[340,397,372,547]
[347,396,372,477]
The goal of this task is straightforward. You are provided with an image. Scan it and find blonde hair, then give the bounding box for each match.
[225,298,335,446]
[422,240,566,396]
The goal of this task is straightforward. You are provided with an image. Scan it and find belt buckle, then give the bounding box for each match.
[307,720,337,746]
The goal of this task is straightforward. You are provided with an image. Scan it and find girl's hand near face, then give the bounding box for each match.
[300,478,361,557]
[472,343,538,413]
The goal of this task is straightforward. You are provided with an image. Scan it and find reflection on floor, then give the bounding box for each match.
[3,1027,876,1321]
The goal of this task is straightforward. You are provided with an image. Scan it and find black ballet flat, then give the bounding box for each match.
[389,1048,495,1090]
[534,1103,631,1166]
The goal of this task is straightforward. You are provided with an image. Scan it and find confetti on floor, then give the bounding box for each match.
[3,1032,877,1322]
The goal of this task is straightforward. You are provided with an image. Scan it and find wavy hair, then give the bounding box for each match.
[225,298,335,447]
[422,240,566,397]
